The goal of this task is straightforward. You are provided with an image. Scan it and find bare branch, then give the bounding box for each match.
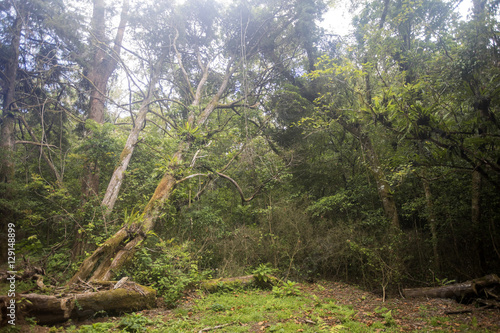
[173,28,195,101]
[15,141,58,148]
[18,114,62,184]
[214,171,270,205]
[197,58,237,126]
[176,173,209,184]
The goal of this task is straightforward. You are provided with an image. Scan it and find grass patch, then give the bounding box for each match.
[140,286,402,332]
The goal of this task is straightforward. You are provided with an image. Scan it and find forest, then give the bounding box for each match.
[1,0,500,330]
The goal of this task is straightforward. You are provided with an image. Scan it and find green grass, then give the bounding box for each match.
[65,287,401,333]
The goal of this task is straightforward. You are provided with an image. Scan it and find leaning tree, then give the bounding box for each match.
[68,0,328,284]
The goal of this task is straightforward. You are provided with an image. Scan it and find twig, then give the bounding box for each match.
[78,277,94,291]
[445,309,473,315]
[198,323,232,332]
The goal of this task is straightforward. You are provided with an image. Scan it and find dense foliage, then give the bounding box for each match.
[1,0,499,301]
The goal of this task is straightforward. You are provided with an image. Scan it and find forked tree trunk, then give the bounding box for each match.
[68,171,178,285]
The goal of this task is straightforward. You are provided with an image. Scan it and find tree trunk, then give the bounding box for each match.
[81,0,129,200]
[336,121,399,229]
[403,274,500,302]
[471,168,486,274]
[101,62,162,216]
[0,6,23,265]
[359,133,400,230]
[422,175,440,271]
[68,153,179,286]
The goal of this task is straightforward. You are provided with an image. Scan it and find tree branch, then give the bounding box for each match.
[15,141,58,148]
[18,115,62,184]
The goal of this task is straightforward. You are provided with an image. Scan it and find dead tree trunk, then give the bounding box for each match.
[403,274,500,302]
[1,281,156,325]
[101,62,162,217]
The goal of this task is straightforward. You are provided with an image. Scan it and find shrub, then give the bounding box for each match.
[119,236,208,308]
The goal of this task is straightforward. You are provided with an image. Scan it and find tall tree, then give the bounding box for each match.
[81,0,129,199]
[0,0,24,264]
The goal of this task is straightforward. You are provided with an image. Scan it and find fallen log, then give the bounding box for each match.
[200,274,279,293]
[200,275,256,293]
[0,280,156,325]
[403,274,500,302]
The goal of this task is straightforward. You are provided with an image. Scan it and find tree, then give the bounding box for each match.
[0,0,82,264]
[0,0,24,265]
[68,0,328,283]
[80,0,129,200]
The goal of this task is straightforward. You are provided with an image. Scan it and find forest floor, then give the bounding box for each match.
[8,280,500,332]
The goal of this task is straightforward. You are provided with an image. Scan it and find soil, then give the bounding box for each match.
[9,281,500,332]
[305,281,500,332]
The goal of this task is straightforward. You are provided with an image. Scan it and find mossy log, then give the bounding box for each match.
[403,274,500,302]
[200,274,279,293]
[0,281,156,325]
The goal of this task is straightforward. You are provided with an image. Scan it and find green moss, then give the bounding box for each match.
[69,283,156,318]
